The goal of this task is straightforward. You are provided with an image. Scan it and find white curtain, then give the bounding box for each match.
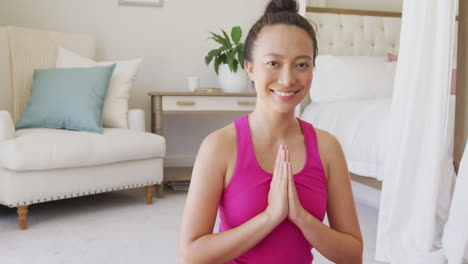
[443,142,468,263]
[375,0,458,263]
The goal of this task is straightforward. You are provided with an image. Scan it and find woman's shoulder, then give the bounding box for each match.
[314,127,342,157]
[297,119,343,163]
[201,123,237,156]
[194,123,237,181]
[313,127,344,181]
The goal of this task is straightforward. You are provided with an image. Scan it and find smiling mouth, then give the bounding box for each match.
[270,90,300,96]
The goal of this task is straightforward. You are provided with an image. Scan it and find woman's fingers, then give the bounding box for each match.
[278,148,284,179]
[288,162,293,186]
[284,147,290,185]
[273,145,283,176]
[278,161,283,186]
[281,161,288,188]
[274,154,283,186]
[273,145,291,188]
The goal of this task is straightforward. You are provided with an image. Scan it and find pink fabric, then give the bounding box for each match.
[387,53,398,62]
[218,115,328,264]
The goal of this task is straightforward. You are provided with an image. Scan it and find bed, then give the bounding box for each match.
[298,7,457,207]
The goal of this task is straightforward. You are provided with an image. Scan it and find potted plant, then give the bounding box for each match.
[205,26,252,93]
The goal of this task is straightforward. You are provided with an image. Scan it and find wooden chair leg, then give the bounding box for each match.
[156,183,164,198]
[17,205,29,230]
[146,185,154,204]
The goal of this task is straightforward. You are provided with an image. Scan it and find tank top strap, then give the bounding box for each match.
[233,115,249,154]
[232,115,258,171]
[297,118,326,174]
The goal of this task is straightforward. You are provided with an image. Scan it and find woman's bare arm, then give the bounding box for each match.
[292,132,363,264]
[179,128,288,264]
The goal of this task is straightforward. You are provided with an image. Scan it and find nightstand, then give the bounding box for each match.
[148,91,257,194]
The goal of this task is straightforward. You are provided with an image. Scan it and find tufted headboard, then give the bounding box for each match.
[295,7,402,117]
[305,7,402,57]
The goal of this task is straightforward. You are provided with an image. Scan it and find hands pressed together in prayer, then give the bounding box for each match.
[266,145,306,226]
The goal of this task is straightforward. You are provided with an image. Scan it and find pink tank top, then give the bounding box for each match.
[218,115,328,264]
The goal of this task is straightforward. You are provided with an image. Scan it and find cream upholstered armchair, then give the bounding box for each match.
[0,26,166,230]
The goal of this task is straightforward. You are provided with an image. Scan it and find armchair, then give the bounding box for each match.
[0,26,166,230]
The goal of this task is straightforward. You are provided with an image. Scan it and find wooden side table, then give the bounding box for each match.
[148,91,257,195]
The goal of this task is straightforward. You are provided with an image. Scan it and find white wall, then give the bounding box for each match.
[0,0,402,167]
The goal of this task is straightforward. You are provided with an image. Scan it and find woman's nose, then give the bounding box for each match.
[278,66,296,87]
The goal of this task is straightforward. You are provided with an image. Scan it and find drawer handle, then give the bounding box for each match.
[237,101,255,106]
[176,101,196,106]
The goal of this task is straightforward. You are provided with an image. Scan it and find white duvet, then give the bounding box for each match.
[301,96,456,180]
[301,98,391,180]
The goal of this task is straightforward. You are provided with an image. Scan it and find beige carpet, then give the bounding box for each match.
[0,187,385,264]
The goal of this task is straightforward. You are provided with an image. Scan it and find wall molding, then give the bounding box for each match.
[306,7,402,18]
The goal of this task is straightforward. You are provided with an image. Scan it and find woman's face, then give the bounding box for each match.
[245,24,314,114]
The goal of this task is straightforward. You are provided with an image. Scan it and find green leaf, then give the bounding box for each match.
[209,32,223,43]
[209,32,229,48]
[205,48,224,65]
[221,29,232,49]
[205,51,215,65]
[214,54,227,75]
[205,55,212,66]
[219,53,227,64]
[231,26,242,45]
[233,60,238,73]
[214,56,221,75]
[236,43,244,52]
[227,51,236,72]
[237,49,244,69]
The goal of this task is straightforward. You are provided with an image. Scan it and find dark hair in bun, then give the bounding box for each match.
[244,0,318,66]
[265,0,299,14]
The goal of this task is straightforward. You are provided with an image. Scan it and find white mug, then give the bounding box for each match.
[187,76,200,91]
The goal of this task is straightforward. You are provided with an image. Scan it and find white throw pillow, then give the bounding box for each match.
[310,55,396,102]
[56,47,142,128]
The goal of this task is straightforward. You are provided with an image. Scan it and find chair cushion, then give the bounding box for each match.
[0,128,165,171]
[15,65,116,133]
[56,47,142,129]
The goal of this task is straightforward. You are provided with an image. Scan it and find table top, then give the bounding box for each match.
[148,91,257,97]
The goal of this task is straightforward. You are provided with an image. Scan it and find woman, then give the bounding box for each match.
[179,0,363,263]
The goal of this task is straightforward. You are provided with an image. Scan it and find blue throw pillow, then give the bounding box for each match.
[15,64,116,133]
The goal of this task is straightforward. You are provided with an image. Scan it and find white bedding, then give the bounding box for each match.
[301,98,391,180]
[301,96,456,180]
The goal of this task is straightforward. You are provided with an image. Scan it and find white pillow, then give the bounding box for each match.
[310,55,396,102]
[56,47,142,128]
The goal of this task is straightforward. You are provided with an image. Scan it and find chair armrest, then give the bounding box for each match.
[128,109,146,132]
[0,110,15,141]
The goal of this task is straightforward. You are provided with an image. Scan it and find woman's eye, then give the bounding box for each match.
[297,63,309,69]
[267,61,279,67]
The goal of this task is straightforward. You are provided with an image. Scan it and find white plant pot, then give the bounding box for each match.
[217,64,253,93]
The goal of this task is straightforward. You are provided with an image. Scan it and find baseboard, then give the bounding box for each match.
[351,180,381,210]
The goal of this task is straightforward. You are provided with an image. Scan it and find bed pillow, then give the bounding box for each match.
[310,55,396,102]
[15,65,116,133]
[56,47,142,128]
